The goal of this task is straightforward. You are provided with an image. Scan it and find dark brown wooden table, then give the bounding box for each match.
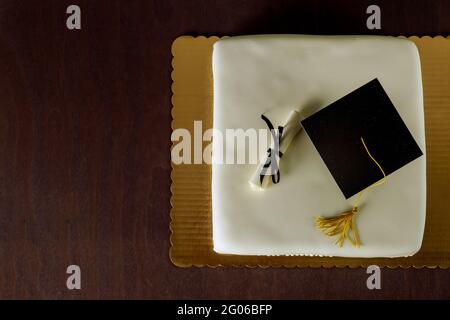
[1,0,449,299]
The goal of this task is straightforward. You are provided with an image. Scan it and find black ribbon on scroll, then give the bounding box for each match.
[259,114,284,186]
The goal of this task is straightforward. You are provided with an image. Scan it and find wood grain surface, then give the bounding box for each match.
[0,0,450,299]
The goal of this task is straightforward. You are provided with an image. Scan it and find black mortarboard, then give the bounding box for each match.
[301,78,423,199]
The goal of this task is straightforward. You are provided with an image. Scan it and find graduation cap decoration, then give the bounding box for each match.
[301,79,423,247]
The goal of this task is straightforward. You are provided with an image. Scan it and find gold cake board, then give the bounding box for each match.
[170,35,450,268]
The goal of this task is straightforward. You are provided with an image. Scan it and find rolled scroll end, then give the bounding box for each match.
[249,161,271,190]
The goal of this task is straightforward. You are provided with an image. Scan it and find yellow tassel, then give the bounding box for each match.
[315,207,360,248]
[315,137,387,248]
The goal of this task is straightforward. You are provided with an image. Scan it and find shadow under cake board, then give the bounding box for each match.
[170,35,450,268]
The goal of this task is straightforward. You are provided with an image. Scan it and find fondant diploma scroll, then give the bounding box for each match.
[249,110,303,190]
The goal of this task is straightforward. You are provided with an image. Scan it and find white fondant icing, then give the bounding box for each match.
[212,35,426,257]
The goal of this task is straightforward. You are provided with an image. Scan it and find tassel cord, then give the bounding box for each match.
[315,137,387,248]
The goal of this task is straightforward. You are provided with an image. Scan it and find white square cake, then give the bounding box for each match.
[212,35,426,258]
